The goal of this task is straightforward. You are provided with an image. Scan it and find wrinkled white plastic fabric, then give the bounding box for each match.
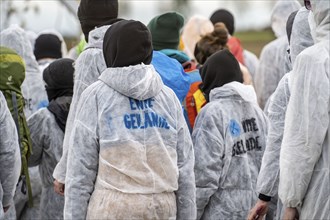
[255,1,301,109]
[279,0,330,219]
[271,0,301,38]
[53,25,108,184]
[257,8,314,219]
[0,25,48,118]
[192,82,268,220]
[64,65,196,220]
[0,92,21,219]
[27,108,65,219]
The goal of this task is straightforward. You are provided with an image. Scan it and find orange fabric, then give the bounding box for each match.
[186,82,207,129]
[227,37,245,65]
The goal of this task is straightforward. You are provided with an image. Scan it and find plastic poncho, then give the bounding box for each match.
[257,5,313,198]
[254,1,301,109]
[192,82,268,220]
[27,107,66,220]
[0,25,48,118]
[256,8,314,219]
[64,64,196,219]
[53,25,108,184]
[279,1,330,219]
[0,92,21,219]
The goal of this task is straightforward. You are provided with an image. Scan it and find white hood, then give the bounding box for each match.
[99,64,164,100]
[210,81,257,104]
[0,25,39,73]
[311,0,330,43]
[270,0,301,38]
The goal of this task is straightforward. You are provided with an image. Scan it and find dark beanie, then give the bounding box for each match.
[34,34,62,61]
[43,58,74,101]
[286,10,299,44]
[78,0,118,42]
[147,12,184,50]
[200,49,243,102]
[210,9,235,35]
[103,20,153,68]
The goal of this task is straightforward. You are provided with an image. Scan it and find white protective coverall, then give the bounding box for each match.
[0,25,46,220]
[27,107,68,219]
[0,25,48,118]
[279,0,330,219]
[53,25,108,183]
[254,0,301,109]
[193,82,268,219]
[0,92,21,220]
[256,7,314,220]
[64,64,196,219]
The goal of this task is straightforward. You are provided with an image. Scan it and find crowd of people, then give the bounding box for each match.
[0,0,329,219]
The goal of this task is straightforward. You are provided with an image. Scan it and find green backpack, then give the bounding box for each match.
[0,46,33,206]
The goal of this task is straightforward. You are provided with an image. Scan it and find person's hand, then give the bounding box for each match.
[282,207,299,220]
[3,206,10,213]
[54,179,65,196]
[247,200,269,220]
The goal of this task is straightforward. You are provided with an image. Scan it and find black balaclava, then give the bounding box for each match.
[78,0,118,42]
[103,19,153,68]
[286,10,299,43]
[210,9,235,35]
[44,58,74,132]
[43,58,74,101]
[34,34,62,61]
[200,49,243,102]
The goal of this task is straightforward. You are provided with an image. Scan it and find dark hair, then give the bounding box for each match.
[194,22,229,65]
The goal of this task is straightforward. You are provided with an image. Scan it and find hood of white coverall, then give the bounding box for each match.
[271,0,301,38]
[311,0,330,43]
[0,25,40,73]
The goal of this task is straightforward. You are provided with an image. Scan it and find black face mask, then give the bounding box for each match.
[200,49,243,102]
[103,20,153,68]
[43,58,74,101]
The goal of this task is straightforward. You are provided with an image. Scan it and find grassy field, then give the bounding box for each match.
[235,28,276,58]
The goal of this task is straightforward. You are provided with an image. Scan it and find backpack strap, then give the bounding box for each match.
[11,91,33,207]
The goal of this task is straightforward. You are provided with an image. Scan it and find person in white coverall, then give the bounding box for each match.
[64,19,196,220]
[0,25,47,220]
[254,0,301,109]
[248,7,314,220]
[0,25,48,118]
[53,0,121,195]
[27,58,74,220]
[279,0,330,219]
[192,49,268,220]
[0,92,21,220]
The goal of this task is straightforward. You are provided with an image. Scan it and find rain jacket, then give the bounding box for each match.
[64,64,196,219]
[27,101,71,219]
[0,25,48,118]
[192,82,268,219]
[151,51,191,103]
[256,9,313,220]
[254,1,301,109]
[279,0,330,219]
[53,25,109,183]
[0,92,21,220]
